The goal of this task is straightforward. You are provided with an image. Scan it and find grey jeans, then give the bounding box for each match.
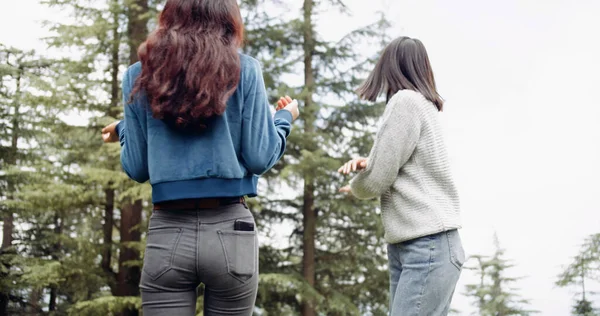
[388,229,465,316]
[140,203,259,316]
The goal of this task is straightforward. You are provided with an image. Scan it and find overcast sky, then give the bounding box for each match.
[2,0,600,315]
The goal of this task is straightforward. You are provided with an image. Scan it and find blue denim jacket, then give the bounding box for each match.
[115,54,292,203]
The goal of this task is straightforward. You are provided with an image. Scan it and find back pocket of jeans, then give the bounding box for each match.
[143,228,183,280]
[218,230,257,283]
[446,229,465,270]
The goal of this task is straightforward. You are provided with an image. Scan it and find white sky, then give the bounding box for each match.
[2,0,600,315]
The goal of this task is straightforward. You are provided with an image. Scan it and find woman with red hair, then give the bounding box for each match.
[101,0,299,314]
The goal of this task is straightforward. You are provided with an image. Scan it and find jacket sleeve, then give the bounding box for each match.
[116,68,150,183]
[240,58,293,175]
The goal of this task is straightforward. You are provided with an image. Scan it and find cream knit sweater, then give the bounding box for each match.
[350,89,462,244]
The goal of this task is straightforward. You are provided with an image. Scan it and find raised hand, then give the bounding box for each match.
[102,121,120,143]
[276,95,300,121]
[337,157,368,175]
[339,185,352,193]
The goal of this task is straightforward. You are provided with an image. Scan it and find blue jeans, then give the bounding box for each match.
[387,229,465,316]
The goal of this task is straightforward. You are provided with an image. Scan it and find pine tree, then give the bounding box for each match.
[464,234,538,316]
[0,45,59,314]
[556,234,600,316]
[115,3,149,312]
[241,1,391,314]
[0,36,142,313]
[30,0,150,314]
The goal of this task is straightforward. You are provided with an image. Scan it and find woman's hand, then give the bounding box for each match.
[339,185,352,193]
[337,157,368,175]
[102,121,120,143]
[276,95,300,121]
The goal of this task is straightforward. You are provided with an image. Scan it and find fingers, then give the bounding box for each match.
[337,160,353,175]
[339,185,351,193]
[102,133,115,143]
[278,98,287,110]
[338,158,367,176]
[102,121,118,133]
[338,162,352,174]
[276,96,292,111]
[337,159,363,195]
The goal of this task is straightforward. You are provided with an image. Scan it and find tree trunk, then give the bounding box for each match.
[0,214,12,314]
[28,288,42,315]
[115,3,148,316]
[128,0,149,65]
[117,200,142,314]
[48,287,58,312]
[1,215,13,251]
[102,6,121,294]
[580,258,586,302]
[0,66,22,315]
[49,214,62,311]
[103,188,116,291]
[0,212,13,315]
[301,1,316,316]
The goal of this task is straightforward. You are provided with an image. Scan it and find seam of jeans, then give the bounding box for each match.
[169,228,183,268]
[196,224,202,280]
[146,228,183,281]
[217,231,236,280]
[416,240,434,315]
[199,215,254,226]
[447,230,463,271]
[147,227,183,234]
[152,214,253,226]
[149,215,199,225]
[387,243,401,267]
[218,231,256,236]
[206,272,258,293]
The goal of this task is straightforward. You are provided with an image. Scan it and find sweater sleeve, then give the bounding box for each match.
[240,58,293,175]
[117,68,149,183]
[350,93,422,200]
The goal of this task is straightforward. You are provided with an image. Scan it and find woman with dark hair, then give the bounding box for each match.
[338,36,464,315]
[101,0,299,315]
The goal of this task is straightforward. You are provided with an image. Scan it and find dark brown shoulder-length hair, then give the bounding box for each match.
[357,36,444,111]
[132,0,244,131]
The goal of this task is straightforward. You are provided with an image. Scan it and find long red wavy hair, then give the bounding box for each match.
[132,0,244,131]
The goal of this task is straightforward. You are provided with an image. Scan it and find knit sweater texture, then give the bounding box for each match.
[350,89,461,244]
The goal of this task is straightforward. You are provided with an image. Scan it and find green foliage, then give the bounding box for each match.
[0,44,69,315]
[572,299,596,316]
[69,296,142,316]
[464,234,538,316]
[1,0,149,313]
[241,1,392,314]
[557,234,600,287]
[557,234,600,316]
